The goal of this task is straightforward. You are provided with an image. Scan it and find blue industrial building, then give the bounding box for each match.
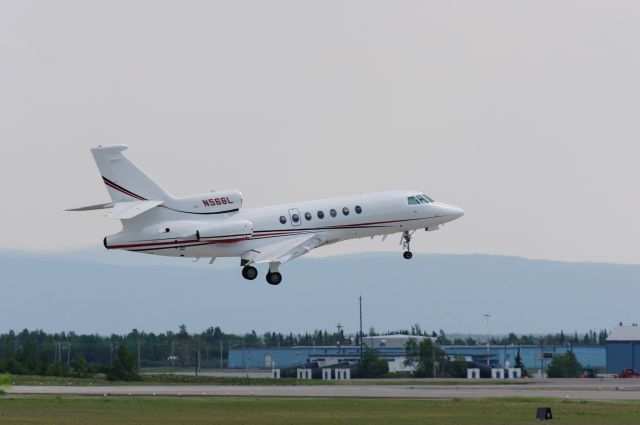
[444,344,603,370]
[606,326,640,373]
[228,335,605,371]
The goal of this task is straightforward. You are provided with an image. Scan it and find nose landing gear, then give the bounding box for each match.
[401,230,414,260]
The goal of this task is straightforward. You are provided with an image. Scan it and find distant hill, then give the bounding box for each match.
[1,249,638,336]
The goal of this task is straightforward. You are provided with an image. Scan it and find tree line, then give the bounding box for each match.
[0,324,609,378]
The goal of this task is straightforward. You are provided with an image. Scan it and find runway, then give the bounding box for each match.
[9,379,640,400]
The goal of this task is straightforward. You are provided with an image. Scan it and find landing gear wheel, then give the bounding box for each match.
[242,266,258,280]
[403,251,413,260]
[266,272,282,285]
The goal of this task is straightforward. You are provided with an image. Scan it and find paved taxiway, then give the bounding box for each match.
[9,379,640,400]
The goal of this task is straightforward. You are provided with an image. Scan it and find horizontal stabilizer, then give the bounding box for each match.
[108,200,163,219]
[66,200,163,219]
[66,203,113,212]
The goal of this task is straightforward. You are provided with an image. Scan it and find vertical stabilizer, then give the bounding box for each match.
[91,145,171,202]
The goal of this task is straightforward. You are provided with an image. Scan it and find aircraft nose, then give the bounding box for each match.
[448,205,465,220]
[434,203,465,221]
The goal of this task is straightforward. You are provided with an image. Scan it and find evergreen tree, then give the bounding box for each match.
[106,344,141,381]
[19,339,40,374]
[71,353,89,378]
[514,347,528,377]
[438,330,451,345]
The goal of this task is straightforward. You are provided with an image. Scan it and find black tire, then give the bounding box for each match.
[403,251,413,260]
[266,272,282,285]
[242,266,258,280]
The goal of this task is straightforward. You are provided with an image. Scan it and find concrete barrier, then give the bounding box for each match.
[467,368,480,379]
[491,368,504,379]
[322,369,332,380]
[335,368,351,380]
[506,368,522,379]
[296,368,312,380]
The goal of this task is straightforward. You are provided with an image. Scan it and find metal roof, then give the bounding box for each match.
[364,334,434,348]
[607,326,640,341]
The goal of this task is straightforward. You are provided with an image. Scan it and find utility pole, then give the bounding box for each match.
[432,341,436,378]
[503,344,507,369]
[195,348,200,376]
[336,322,343,355]
[220,340,223,369]
[483,313,492,366]
[359,296,363,360]
[540,338,544,377]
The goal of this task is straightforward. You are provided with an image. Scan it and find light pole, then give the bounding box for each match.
[359,296,363,360]
[483,313,492,366]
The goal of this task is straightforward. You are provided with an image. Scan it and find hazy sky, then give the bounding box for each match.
[2,1,639,263]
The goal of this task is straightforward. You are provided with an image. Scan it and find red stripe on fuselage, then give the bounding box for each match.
[109,236,248,250]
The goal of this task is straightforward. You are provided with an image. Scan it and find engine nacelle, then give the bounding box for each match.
[197,220,253,241]
[169,189,243,214]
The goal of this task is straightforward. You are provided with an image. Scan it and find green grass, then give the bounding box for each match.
[0,373,10,389]
[0,396,639,425]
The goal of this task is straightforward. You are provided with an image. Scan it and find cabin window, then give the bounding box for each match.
[342,207,350,216]
[305,212,312,221]
[279,215,287,224]
[292,213,300,223]
[407,196,421,205]
[317,210,325,219]
[330,209,337,217]
[355,205,362,214]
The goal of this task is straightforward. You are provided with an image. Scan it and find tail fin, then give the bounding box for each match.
[91,145,171,202]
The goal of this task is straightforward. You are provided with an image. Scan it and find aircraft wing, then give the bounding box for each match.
[66,200,163,219]
[247,234,326,265]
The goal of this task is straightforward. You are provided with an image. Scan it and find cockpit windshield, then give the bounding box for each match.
[407,194,434,205]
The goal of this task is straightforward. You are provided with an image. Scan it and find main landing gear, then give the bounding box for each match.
[266,272,282,285]
[242,265,258,280]
[401,230,413,260]
[241,262,283,285]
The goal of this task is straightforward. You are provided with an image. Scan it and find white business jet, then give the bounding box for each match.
[69,145,464,285]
